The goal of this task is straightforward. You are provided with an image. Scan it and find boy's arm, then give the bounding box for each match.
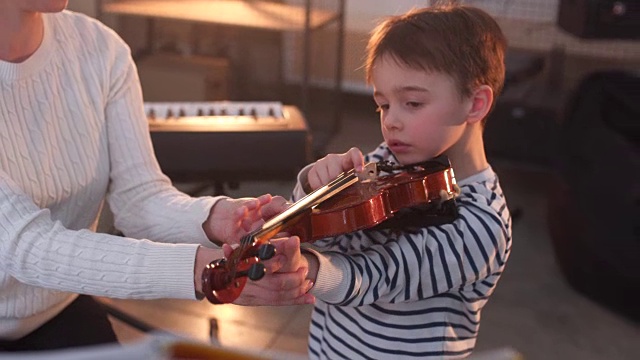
[302,184,512,306]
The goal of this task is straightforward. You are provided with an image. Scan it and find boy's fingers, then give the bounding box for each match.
[346,147,365,171]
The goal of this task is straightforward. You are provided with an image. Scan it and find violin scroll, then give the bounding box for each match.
[201,242,276,304]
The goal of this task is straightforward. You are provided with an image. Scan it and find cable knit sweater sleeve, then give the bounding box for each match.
[0,170,201,300]
[99,15,221,243]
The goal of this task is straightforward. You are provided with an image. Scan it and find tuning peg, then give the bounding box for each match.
[247,263,266,281]
[258,243,276,260]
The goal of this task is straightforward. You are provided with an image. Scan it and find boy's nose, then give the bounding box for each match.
[382,112,402,130]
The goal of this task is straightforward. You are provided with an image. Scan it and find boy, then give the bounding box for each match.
[289,4,512,359]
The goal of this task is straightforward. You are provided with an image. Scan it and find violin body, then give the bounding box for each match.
[287,167,458,241]
[202,156,460,304]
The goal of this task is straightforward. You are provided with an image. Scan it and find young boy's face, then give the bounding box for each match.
[371,56,473,165]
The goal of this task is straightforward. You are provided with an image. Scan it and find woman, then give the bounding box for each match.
[0,0,313,351]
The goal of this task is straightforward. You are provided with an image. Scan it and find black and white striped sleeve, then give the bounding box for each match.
[309,180,511,306]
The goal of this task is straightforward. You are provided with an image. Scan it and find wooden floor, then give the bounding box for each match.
[100,297,311,359]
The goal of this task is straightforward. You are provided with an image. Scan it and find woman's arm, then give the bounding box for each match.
[0,170,203,300]
[101,36,225,246]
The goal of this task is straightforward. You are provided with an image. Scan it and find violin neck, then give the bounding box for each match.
[255,167,361,241]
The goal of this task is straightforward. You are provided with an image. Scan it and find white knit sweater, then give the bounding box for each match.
[0,11,223,339]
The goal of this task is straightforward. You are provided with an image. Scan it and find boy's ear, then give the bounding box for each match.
[466,85,493,124]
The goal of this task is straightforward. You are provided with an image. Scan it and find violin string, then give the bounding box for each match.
[226,234,253,273]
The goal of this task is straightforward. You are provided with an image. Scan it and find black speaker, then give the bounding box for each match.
[485,100,560,167]
[558,0,640,39]
[484,50,560,167]
[548,71,640,322]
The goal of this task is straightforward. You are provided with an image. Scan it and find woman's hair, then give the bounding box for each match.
[365,4,507,103]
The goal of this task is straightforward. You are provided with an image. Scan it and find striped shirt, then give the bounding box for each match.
[291,144,512,359]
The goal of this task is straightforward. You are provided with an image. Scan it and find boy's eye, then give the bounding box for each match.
[375,104,389,112]
[406,101,422,108]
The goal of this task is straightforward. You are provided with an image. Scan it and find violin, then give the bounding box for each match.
[201,155,460,304]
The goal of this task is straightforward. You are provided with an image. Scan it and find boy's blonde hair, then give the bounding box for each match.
[365,5,507,119]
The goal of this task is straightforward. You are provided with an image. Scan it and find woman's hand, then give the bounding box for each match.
[228,236,315,306]
[202,194,289,246]
[194,236,314,306]
[307,147,365,191]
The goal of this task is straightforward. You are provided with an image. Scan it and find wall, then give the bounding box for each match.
[297,0,640,94]
[281,0,429,94]
[67,0,98,17]
[69,1,640,97]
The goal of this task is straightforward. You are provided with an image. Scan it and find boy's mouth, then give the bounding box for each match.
[388,140,411,153]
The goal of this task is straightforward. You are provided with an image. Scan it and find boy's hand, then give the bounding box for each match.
[202,195,288,246]
[308,147,365,191]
